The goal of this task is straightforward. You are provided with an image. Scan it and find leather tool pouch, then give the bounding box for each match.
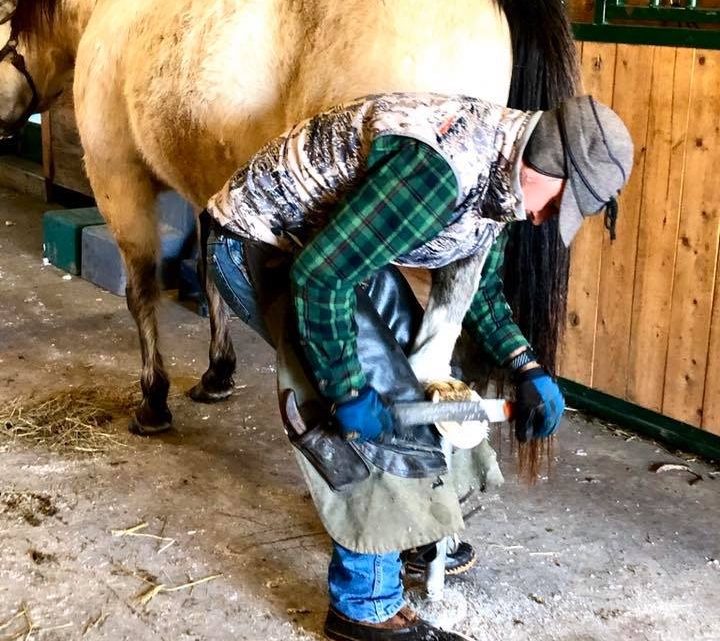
[280,390,370,492]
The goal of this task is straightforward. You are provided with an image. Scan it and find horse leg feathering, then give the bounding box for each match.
[187,246,237,404]
[124,251,173,434]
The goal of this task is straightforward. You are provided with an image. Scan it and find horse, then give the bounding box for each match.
[0,0,577,434]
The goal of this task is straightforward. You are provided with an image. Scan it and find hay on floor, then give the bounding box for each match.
[0,384,141,454]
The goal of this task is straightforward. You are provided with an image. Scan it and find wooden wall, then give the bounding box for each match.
[42,79,93,198]
[559,41,720,436]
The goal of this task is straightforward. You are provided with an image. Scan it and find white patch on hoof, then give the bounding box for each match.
[406,586,469,633]
[428,386,490,450]
[437,419,489,450]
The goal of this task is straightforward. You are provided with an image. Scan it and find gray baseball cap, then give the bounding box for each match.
[523,95,634,246]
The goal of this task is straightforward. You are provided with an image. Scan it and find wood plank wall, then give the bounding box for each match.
[560,41,720,436]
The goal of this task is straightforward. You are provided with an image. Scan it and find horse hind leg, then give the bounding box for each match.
[188,233,237,403]
[86,162,173,434]
[124,248,173,433]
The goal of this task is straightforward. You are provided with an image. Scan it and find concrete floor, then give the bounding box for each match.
[1,185,719,641]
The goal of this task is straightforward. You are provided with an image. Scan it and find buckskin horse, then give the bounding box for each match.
[0,0,577,434]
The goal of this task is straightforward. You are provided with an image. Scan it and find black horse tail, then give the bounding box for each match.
[496,0,579,376]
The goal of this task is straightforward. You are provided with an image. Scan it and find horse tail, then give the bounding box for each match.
[493,0,578,481]
[497,0,579,111]
[496,0,579,377]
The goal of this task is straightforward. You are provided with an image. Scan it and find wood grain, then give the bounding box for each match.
[560,42,618,386]
[47,80,93,197]
[704,252,720,434]
[663,50,720,426]
[592,44,653,397]
[626,47,693,411]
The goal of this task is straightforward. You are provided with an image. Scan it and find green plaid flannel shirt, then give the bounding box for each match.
[291,135,529,400]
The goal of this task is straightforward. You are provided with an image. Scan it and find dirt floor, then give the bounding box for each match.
[1,185,720,641]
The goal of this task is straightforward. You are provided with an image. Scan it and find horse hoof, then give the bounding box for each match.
[129,406,173,436]
[187,380,234,404]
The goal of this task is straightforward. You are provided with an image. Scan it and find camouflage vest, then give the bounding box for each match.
[207,92,540,269]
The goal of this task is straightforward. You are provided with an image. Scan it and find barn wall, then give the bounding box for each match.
[560,40,720,435]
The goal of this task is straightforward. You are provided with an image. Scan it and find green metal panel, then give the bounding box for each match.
[574,0,720,50]
[560,378,720,461]
[606,4,720,24]
[574,23,720,48]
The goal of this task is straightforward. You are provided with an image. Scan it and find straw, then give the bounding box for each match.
[0,384,141,454]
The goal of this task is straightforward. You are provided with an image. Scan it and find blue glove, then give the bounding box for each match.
[333,386,394,442]
[514,368,565,442]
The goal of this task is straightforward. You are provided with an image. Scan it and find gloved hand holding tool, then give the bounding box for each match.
[334,386,395,442]
[331,369,564,445]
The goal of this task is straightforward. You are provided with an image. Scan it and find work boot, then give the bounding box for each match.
[402,537,477,577]
[324,606,473,640]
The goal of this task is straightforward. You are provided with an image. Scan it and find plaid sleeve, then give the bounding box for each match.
[463,226,530,365]
[291,136,459,401]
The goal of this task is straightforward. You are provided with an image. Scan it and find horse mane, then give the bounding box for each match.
[11,0,59,37]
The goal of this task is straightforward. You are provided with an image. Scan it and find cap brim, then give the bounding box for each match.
[559,180,584,247]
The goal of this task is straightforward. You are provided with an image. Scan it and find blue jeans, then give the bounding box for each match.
[206,229,405,623]
[206,229,274,346]
[329,542,404,623]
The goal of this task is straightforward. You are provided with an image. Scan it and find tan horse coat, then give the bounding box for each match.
[73,0,511,203]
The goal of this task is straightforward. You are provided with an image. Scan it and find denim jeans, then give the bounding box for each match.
[206,228,405,624]
[329,542,405,623]
[206,229,274,347]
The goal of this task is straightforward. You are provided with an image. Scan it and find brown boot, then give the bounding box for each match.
[324,605,472,640]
